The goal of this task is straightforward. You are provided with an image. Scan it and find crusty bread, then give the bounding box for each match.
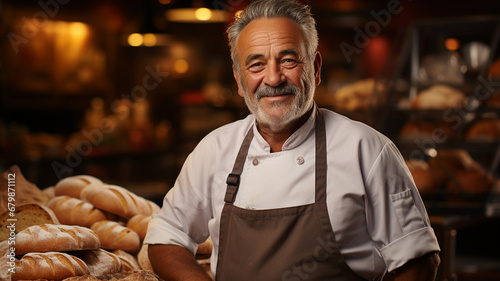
[47,196,107,227]
[465,118,500,142]
[196,237,213,260]
[81,184,160,219]
[0,165,51,213]
[69,249,123,276]
[55,175,103,199]
[137,244,153,272]
[112,249,142,272]
[12,251,89,281]
[412,84,465,109]
[126,214,152,241]
[15,224,100,255]
[0,203,60,242]
[406,159,441,197]
[90,220,141,253]
[61,270,164,280]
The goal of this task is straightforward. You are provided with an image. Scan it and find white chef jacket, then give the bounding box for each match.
[145,106,440,280]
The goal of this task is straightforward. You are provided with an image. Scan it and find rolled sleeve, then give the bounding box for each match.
[366,143,440,270]
[380,227,441,271]
[144,213,199,255]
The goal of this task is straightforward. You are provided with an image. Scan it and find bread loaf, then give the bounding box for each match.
[126,214,152,241]
[196,237,213,260]
[55,175,103,199]
[15,224,100,255]
[81,184,160,219]
[12,252,89,281]
[137,244,153,272]
[69,249,123,276]
[113,249,142,272]
[47,195,107,227]
[412,84,465,109]
[90,220,141,253]
[0,203,60,241]
[0,165,51,213]
[61,270,164,280]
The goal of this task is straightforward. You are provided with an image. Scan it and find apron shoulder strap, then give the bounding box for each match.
[224,127,254,203]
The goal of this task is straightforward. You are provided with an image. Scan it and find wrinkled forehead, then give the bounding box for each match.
[235,17,307,62]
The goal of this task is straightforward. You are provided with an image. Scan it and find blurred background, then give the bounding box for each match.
[1,1,500,280]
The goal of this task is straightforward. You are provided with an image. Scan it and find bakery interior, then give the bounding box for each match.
[1,0,500,280]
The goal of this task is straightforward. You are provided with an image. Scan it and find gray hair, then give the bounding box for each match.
[227,0,318,71]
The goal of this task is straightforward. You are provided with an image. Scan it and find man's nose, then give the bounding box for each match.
[263,62,285,87]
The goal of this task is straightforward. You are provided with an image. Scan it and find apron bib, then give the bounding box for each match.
[216,110,368,281]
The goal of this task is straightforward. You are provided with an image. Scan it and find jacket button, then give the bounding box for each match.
[297,157,305,165]
[252,158,259,166]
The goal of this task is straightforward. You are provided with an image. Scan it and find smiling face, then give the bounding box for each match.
[233,17,321,132]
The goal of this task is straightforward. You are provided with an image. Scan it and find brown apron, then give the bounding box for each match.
[216,111,368,281]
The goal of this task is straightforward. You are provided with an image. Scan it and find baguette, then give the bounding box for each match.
[69,249,123,276]
[90,220,141,253]
[81,184,160,219]
[126,214,152,241]
[55,175,103,199]
[0,203,60,241]
[47,196,107,227]
[12,251,89,281]
[112,249,141,272]
[15,224,100,255]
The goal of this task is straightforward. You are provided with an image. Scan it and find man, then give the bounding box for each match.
[145,0,441,280]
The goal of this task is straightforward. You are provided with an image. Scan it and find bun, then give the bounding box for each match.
[55,175,103,199]
[15,224,100,255]
[90,220,141,253]
[0,165,50,213]
[12,251,89,281]
[81,184,160,219]
[126,214,152,241]
[447,169,493,198]
[0,203,59,242]
[69,249,123,276]
[47,196,107,227]
[112,249,142,272]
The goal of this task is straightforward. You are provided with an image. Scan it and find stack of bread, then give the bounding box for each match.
[0,166,213,280]
[406,149,495,202]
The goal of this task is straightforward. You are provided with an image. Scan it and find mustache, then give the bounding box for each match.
[255,84,300,100]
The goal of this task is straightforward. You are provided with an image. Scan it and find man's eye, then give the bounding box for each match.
[248,62,264,71]
[282,59,298,67]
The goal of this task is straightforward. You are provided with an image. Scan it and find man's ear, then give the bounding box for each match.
[232,65,244,97]
[314,52,322,86]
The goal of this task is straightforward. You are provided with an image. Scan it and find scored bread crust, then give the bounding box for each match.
[55,175,103,199]
[126,214,152,241]
[112,249,142,272]
[90,220,141,253]
[47,196,107,227]
[15,224,100,255]
[81,184,160,219]
[12,251,89,281]
[69,249,123,276]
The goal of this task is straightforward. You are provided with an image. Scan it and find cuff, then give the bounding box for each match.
[380,227,441,271]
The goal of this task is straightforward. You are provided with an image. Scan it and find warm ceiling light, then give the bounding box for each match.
[143,33,157,46]
[445,38,460,51]
[195,8,212,21]
[128,33,143,46]
[174,59,189,74]
[159,0,171,4]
